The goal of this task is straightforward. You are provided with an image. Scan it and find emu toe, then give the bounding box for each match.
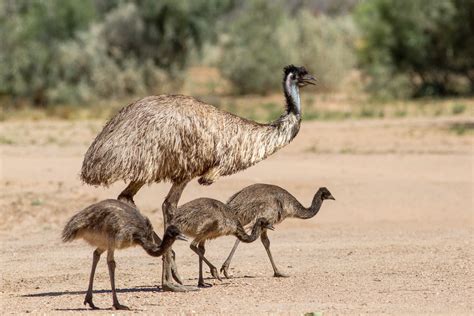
[198,281,213,288]
[163,282,199,292]
[83,294,99,310]
[220,266,232,279]
[210,267,222,281]
[113,303,130,310]
[274,271,289,278]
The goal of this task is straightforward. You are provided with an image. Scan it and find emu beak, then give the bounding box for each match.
[328,194,335,200]
[301,74,317,86]
[266,224,275,231]
[176,234,188,242]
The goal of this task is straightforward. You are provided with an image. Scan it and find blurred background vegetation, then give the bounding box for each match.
[0,0,472,120]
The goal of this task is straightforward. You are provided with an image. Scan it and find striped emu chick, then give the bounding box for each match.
[171,198,274,287]
[220,185,335,278]
[62,199,186,310]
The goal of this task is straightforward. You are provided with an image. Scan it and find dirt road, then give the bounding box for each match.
[1,117,472,314]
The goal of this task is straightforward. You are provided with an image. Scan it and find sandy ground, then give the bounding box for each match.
[0,116,473,314]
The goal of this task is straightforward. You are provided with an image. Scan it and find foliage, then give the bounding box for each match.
[355,0,474,98]
[102,0,234,72]
[217,0,289,94]
[218,2,357,94]
[47,3,176,104]
[281,11,357,91]
[0,0,97,104]
[1,0,472,104]
[0,0,233,105]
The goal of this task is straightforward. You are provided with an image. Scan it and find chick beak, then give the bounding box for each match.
[176,234,188,241]
[328,194,335,200]
[266,224,275,231]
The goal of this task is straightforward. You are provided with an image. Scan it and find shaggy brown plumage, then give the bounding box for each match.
[80,65,316,291]
[81,95,300,186]
[62,199,186,310]
[172,197,273,287]
[220,184,334,278]
[81,65,315,187]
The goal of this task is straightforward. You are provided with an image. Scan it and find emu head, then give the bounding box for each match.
[318,187,335,201]
[165,225,188,241]
[257,218,275,230]
[283,65,317,88]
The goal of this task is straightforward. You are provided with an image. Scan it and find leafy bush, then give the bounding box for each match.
[0,0,233,105]
[48,3,169,104]
[281,11,357,91]
[217,0,289,95]
[0,0,97,105]
[102,0,234,73]
[355,0,474,98]
[218,2,358,94]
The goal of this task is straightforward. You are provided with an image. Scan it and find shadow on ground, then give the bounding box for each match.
[21,286,160,298]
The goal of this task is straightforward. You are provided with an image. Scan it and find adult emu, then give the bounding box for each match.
[81,65,316,292]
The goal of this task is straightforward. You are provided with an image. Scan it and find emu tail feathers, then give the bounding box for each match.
[61,216,81,242]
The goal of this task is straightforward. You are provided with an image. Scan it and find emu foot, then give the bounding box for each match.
[210,267,222,281]
[83,295,99,310]
[162,282,199,292]
[112,303,130,310]
[198,281,213,288]
[273,271,289,278]
[220,265,232,279]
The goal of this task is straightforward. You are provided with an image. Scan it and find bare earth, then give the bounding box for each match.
[0,116,473,314]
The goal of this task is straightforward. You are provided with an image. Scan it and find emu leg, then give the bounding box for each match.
[196,241,210,287]
[161,181,198,292]
[153,231,183,284]
[106,249,130,310]
[190,240,222,287]
[117,181,144,207]
[170,250,182,284]
[83,248,104,309]
[261,230,288,277]
[195,241,211,287]
[220,239,241,279]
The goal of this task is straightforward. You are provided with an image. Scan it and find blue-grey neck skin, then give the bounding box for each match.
[284,74,301,115]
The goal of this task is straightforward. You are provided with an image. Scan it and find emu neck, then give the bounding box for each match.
[294,192,323,219]
[235,222,262,243]
[262,75,305,158]
[141,235,174,257]
[284,76,301,116]
[217,76,302,177]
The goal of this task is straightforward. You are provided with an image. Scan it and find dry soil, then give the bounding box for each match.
[1,116,473,314]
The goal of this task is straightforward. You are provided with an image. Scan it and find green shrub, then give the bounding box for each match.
[0,0,233,105]
[218,3,358,94]
[451,103,466,115]
[0,0,97,105]
[282,11,358,91]
[217,0,289,94]
[355,0,474,98]
[48,5,169,104]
